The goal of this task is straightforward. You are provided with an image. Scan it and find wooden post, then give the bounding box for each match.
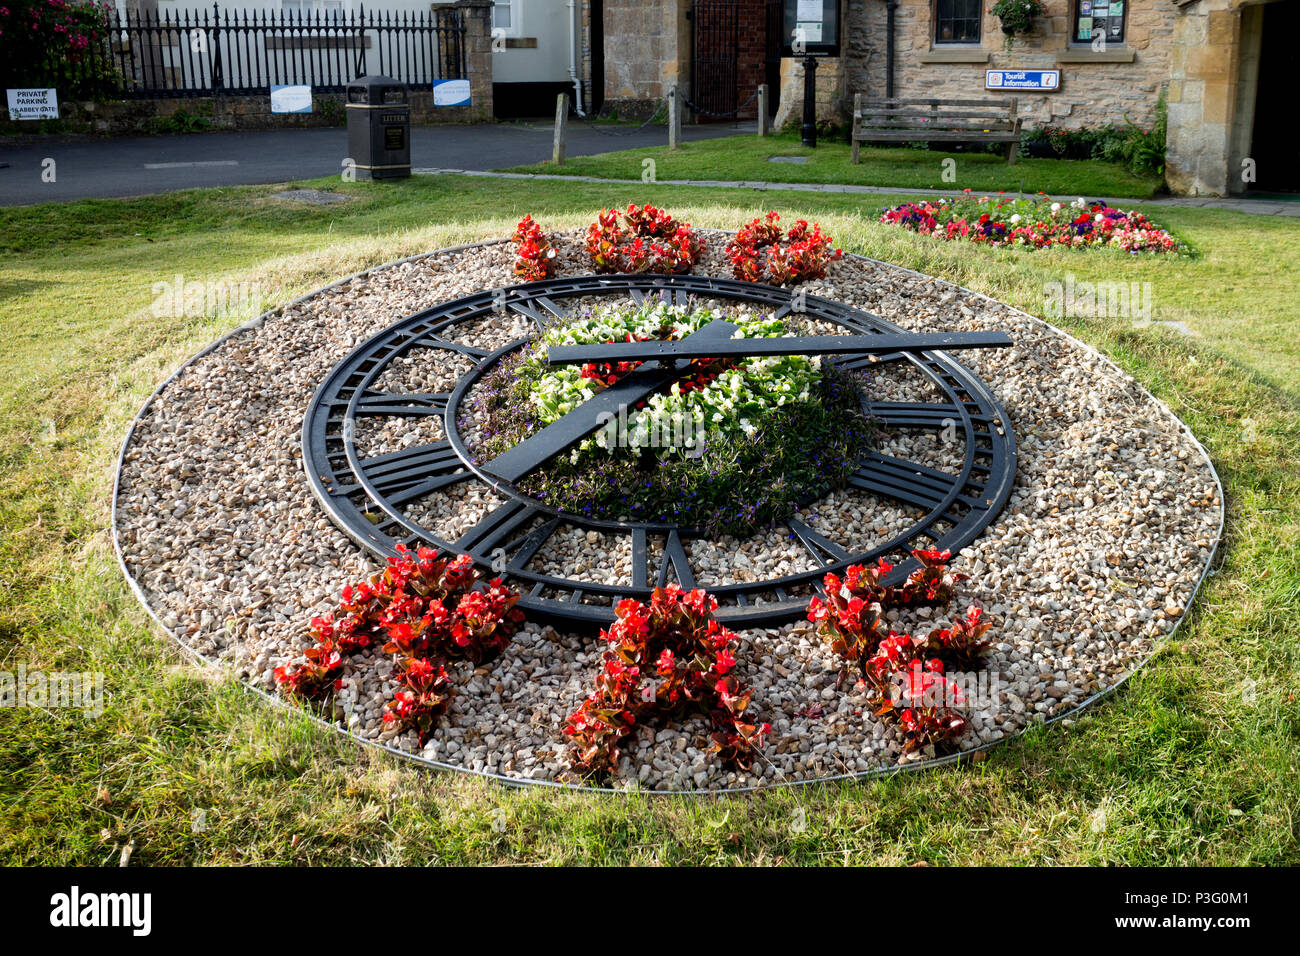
[553,93,568,165]
[757,84,769,137]
[1007,97,1019,166]
[851,92,862,165]
[668,84,681,150]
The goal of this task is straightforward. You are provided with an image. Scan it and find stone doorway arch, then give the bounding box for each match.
[1166,0,1295,196]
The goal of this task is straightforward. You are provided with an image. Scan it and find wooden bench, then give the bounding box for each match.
[851,94,1022,165]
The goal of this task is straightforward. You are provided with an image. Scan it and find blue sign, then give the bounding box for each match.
[985,69,1061,92]
[432,79,471,107]
[270,84,313,114]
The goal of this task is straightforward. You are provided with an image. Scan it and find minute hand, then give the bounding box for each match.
[546,330,1014,365]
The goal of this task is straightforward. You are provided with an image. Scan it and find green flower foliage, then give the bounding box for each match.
[471,303,875,537]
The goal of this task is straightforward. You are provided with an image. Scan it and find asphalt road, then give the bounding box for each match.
[0,120,753,206]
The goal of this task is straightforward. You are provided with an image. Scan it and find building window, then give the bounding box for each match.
[934,0,982,44]
[1074,0,1126,44]
[281,0,346,13]
[492,1,518,36]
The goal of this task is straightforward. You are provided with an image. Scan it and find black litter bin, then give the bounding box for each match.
[345,75,411,181]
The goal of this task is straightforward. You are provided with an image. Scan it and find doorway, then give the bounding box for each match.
[590,0,605,114]
[1248,1,1300,193]
[688,0,778,122]
[690,0,740,120]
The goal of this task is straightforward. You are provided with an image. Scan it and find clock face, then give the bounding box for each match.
[301,274,1017,628]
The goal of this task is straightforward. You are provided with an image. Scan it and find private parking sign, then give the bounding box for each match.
[6,88,59,121]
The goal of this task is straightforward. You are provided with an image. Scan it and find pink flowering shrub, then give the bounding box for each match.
[1,1,115,98]
[879,191,1185,254]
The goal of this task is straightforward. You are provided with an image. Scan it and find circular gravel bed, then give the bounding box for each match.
[112,232,1224,793]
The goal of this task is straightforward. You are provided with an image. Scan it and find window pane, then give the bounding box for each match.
[935,0,982,44]
[493,1,512,31]
[1076,2,1125,43]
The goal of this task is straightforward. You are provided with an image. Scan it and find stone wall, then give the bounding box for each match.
[773,55,849,129]
[603,0,1185,132]
[734,0,770,120]
[601,0,691,117]
[0,91,490,138]
[581,0,596,113]
[442,0,497,121]
[836,0,1175,131]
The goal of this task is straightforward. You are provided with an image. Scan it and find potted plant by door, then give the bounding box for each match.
[991,0,1044,40]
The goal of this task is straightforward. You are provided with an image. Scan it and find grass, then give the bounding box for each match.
[1,173,1298,864]
[502,129,1166,199]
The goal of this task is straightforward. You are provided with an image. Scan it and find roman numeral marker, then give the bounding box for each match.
[340,441,466,506]
[849,452,983,516]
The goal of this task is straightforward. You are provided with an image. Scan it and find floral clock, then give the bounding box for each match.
[301,272,1018,629]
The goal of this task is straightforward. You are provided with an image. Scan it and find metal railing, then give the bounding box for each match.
[36,5,467,100]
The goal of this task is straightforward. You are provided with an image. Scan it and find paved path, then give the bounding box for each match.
[413,167,1300,217]
[0,120,753,207]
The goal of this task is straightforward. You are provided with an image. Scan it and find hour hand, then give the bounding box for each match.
[479,320,740,485]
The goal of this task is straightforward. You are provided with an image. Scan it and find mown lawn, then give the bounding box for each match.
[1,174,1297,864]
[502,130,1166,199]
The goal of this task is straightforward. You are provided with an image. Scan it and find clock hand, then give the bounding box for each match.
[545,330,1013,365]
[480,319,740,485]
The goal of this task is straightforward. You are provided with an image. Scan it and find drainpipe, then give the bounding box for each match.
[568,0,587,116]
[886,0,898,98]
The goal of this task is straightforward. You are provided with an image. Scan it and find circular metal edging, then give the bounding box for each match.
[110,238,1227,797]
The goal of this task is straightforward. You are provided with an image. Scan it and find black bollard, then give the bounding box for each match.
[800,55,818,148]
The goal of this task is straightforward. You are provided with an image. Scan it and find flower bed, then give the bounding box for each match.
[585,204,703,275]
[564,586,770,778]
[511,215,557,281]
[726,212,843,285]
[879,192,1185,254]
[112,228,1225,791]
[808,549,992,754]
[471,299,874,536]
[275,544,524,743]
[530,299,821,450]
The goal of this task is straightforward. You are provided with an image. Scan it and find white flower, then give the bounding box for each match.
[1010,214,1021,224]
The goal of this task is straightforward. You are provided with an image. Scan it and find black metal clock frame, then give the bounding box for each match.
[301,273,1017,628]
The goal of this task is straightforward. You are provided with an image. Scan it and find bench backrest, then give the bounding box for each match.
[853,95,1019,133]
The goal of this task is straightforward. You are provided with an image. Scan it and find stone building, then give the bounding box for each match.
[577,0,1297,196]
